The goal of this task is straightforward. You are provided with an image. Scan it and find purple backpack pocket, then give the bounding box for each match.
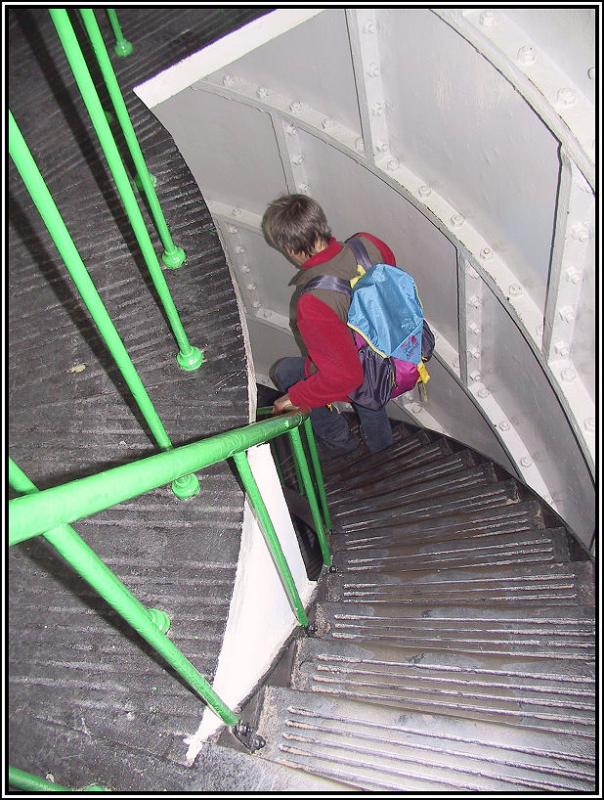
[351,332,418,404]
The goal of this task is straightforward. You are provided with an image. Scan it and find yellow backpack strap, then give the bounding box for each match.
[350,263,366,288]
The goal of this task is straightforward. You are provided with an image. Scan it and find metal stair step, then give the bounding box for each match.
[292,637,595,735]
[257,686,595,792]
[341,479,521,533]
[334,464,499,517]
[328,451,479,507]
[313,601,595,660]
[334,529,571,574]
[326,560,595,609]
[330,499,544,543]
[326,438,451,490]
[326,430,431,475]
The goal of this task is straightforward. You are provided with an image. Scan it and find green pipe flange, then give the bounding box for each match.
[171,472,200,500]
[148,607,171,634]
[162,245,186,269]
[177,346,204,372]
[114,39,133,58]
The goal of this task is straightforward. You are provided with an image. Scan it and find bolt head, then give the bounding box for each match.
[478,388,489,398]
[247,283,257,292]
[520,456,533,468]
[565,268,582,285]
[240,265,250,273]
[367,63,380,77]
[298,184,310,194]
[470,371,481,382]
[292,154,304,166]
[508,284,523,297]
[355,138,365,153]
[554,341,570,358]
[584,417,595,432]
[371,103,385,116]
[517,45,536,66]
[469,322,480,334]
[480,247,493,260]
[387,158,400,171]
[468,347,481,359]
[561,367,576,382]
[558,306,575,324]
[235,246,245,254]
[252,300,261,309]
[321,118,334,130]
[256,86,269,98]
[498,421,510,431]
[227,225,238,234]
[418,184,432,198]
[480,11,496,26]
[363,20,376,34]
[570,223,590,242]
[588,66,595,80]
[557,88,576,107]
[451,214,465,227]
[232,207,242,217]
[290,101,302,114]
[285,124,297,136]
[468,296,481,309]
[223,74,235,87]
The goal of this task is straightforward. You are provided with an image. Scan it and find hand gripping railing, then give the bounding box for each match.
[8,766,107,793]
[9,410,332,746]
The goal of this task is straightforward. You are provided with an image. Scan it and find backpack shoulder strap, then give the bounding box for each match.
[300,274,352,297]
[345,236,374,271]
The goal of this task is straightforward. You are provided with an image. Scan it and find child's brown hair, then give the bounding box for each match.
[262,194,332,258]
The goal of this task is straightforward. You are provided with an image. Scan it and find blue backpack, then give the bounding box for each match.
[301,237,433,409]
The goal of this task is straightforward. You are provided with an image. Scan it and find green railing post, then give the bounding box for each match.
[79,9,186,270]
[288,427,332,567]
[50,9,203,372]
[8,110,199,501]
[8,459,239,729]
[106,8,132,57]
[8,766,107,792]
[232,451,309,628]
[303,417,332,532]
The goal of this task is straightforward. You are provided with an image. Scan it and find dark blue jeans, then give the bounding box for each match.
[272,357,394,453]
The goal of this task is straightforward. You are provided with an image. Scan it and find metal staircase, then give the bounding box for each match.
[243,421,596,792]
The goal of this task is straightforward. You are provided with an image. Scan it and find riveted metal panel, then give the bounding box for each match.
[480,288,594,545]
[377,8,560,313]
[205,10,363,137]
[570,233,596,403]
[156,88,285,215]
[506,9,596,101]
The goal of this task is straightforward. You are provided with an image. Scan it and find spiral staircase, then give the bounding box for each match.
[7,7,596,795]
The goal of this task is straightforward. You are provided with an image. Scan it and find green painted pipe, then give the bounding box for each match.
[288,427,332,566]
[106,8,132,57]
[9,411,307,545]
[79,9,185,270]
[303,417,332,531]
[8,766,107,792]
[50,9,203,372]
[8,460,239,728]
[8,111,199,501]
[233,451,309,627]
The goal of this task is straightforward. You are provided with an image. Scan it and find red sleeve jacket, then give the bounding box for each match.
[288,233,396,411]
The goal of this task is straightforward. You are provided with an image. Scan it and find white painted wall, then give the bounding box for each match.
[136,10,595,541]
[184,443,315,759]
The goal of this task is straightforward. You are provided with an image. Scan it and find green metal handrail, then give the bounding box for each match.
[79,8,186,270]
[50,9,203,372]
[9,411,325,550]
[8,766,107,792]
[106,8,132,57]
[8,110,199,502]
[8,410,332,732]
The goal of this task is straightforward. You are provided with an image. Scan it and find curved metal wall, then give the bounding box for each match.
[138,8,595,546]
